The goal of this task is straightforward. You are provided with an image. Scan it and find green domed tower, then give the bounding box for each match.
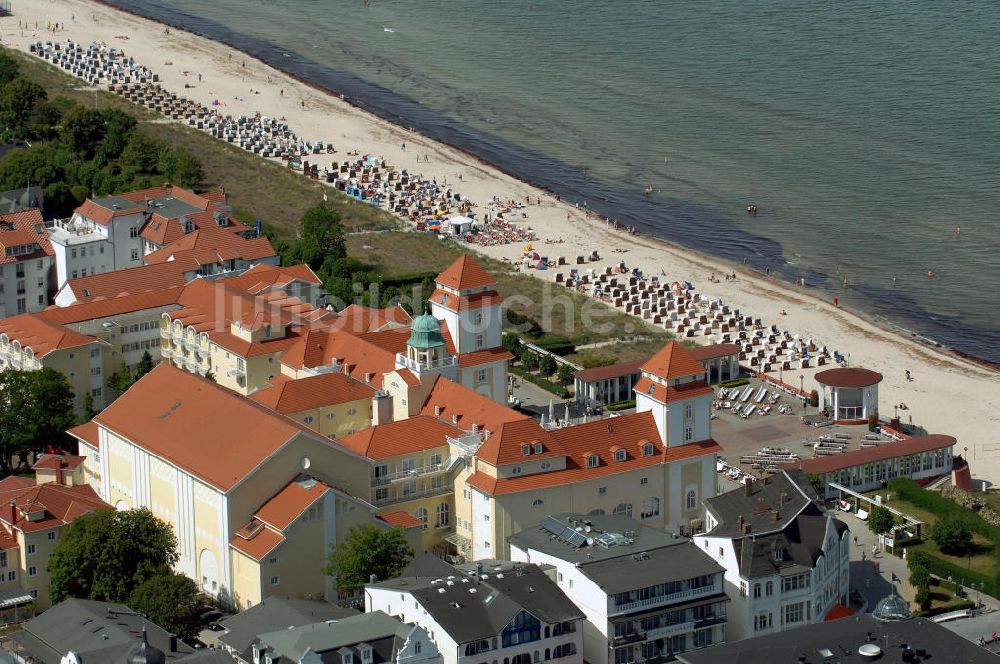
[408,303,446,350]
[399,303,456,380]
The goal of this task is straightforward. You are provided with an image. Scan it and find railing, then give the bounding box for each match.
[395,352,458,373]
[372,459,451,486]
[448,433,483,456]
[644,620,695,641]
[611,631,646,646]
[159,328,171,339]
[160,347,173,358]
[372,483,452,507]
[611,584,719,615]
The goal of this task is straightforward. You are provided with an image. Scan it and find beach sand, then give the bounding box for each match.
[8,0,1000,483]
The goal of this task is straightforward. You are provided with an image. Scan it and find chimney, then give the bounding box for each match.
[737,514,745,532]
[742,522,752,535]
[780,491,788,504]
[371,391,393,426]
[4,500,15,525]
[756,497,767,514]
[369,573,377,584]
[743,476,753,497]
[169,634,178,652]
[771,509,780,522]
[54,455,64,486]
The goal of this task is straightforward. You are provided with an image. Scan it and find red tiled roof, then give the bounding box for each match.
[255,478,330,532]
[687,343,741,362]
[798,434,957,475]
[395,368,420,386]
[221,263,321,292]
[378,511,424,529]
[62,256,199,302]
[435,254,496,291]
[338,304,412,333]
[94,364,322,492]
[230,522,284,562]
[74,198,139,225]
[38,288,185,324]
[0,208,52,264]
[457,347,514,367]
[640,342,707,380]
[250,372,375,414]
[419,375,525,434]
[814,367,884,388]
[475,418,561,466]
[33,453,86,471]
[574,358,646,382]
[429,289,503,312]
[634,376,715,404]
[143,225,272,264]
[0,314,100,357]
[339,415,463,459]
[0,477,110,532]
[68,421,100,449]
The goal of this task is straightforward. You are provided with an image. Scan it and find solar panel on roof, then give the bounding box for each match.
[541,515,587,548]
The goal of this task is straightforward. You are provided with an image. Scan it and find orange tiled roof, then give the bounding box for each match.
[220,263,321,293]
[33,453,86,471]
[62,256,199,302]
[68,421,100,449]
[250,372,375,414]
[230,521,284,561]
[94,364,320,492]
[429,289,503,312]
[457,347,513,367]
[338,304,412,333]
[143,225,271,264]
[475,418,562,466]
[640,341,707,380]
[378,511,424,529]
[73,198,140,225]
[634,376,715,404]
[418,375,525,434]
[0,314,100,357]
[254,478,330,532]
[38,288,185,325]
[435,254,496,291]
[0,477,110,532]
[339,415,462,460]
[0,208,53,264]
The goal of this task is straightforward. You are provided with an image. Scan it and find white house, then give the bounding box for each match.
[693,471,850,642]
[366,555,584,664]
[0,209,55,317]
[509,513,729,664]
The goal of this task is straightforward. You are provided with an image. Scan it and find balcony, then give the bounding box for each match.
[198,347,210,359]
[227,366,246,379]
[395,352,458,373]
[611,584,720,616]
[644,620,695,641]
[611,632,646,646]
[372,483,452,507]
[372,458,452,486]
[159,328,171,339]
[160,347,173,359]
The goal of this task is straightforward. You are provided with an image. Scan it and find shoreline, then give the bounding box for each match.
[85,0,998,373]
[7,0,1000,483]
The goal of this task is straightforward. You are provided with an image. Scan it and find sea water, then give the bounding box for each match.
[106,0,1000,363]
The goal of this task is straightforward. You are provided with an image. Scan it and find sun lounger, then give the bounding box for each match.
[743,404,756,418]
[755,387,767,403]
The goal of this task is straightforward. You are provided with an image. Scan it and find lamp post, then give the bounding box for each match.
[800,374,805,412]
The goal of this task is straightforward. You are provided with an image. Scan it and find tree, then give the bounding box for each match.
[0,368,77,476]
[61,107,108,159]
[83,393,97,422]
[868,505,895,535]
[502,333,522,357]
[173,149,203,187]
[805,473,825,498]
[557,363,576,386]
[323,524,413,593]
[135,351,155,379]
[931,514,973,556]
[49,507,178,603]
[120,132,164,175]
[100,109,137,159]
[0,77,47,138]
[539,354,557,377]
[299,202,346,268]
[908,561,930,590]
[129,573,201,638]
[0,52,20,87]
[108,360,134,397]
[521,351,539,371]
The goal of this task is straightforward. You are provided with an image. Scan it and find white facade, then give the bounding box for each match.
[0,256,53,317]
[366,586,583,664]
[48,210,145,286]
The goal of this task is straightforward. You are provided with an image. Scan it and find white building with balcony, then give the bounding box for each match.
[510,514,728,664]
[366,555,585,664]
[693,470,850,642]
[0,209,55,317]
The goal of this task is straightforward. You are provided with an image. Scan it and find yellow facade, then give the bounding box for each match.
[283,399,373,441]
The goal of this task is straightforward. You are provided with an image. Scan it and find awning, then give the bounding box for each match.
[0,587,34,608]
[444,532,471,551]
[856,509,869,521]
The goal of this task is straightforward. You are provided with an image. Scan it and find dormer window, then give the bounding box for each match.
[643,442,655,457]
[533,442,543,454]
[343,653,353,664]
[361,646,373,663]
[522,444,531,456]
[613,449,626,462]
[647,384,655,395]
[587,454,599,469]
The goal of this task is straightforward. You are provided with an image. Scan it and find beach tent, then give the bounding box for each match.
[445,215,476,236]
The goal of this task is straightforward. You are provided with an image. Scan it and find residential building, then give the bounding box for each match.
[366,555,584,664]
[0,456,111,611]
[77,363,381,609]
[675,612,997,664]
[47,184,254,286]
[693,471,850,642]
[53,252,203,306]
[510,513,728,664]
[241,610,441,664]
[217,595,358,658]
[799,433,957,498]
[250,372,376,442]
[10,598,228,663]
[0,186,43,215]
[0,208,55,317]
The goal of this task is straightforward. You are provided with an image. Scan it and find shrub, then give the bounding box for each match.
[718,377,749,389]
[931,514,973,556]
[539,354,557,377]
[868,506,895,535]
[509,366,570,399]
[607,400,636,412]
[809,389,819,407]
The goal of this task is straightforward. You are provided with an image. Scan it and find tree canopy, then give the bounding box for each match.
[48,507,179,604]
[867,505,895,535]
[0,367,76,476]
[931,513,973,556]
[299,202,346,268]
[129,573,202,639]
[323,524,413,593]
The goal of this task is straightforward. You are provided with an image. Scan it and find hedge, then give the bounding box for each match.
[533,336,576,356]
[509,366,570,399]
[718,377,749,389]
[911,546,1000,599]
[607,400,636,412]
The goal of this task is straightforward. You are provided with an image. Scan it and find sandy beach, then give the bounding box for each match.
[7,0,1000,483]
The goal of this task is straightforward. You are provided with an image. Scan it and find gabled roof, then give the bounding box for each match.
[230,523,284,562]
[419,375,525,434]
[60,255,200,302]
[94,364,321,492]
[0,314,100,357]
[68,421,100,449]
[702,470,818,539]
[338,304,412,333]
[474,418,561,466]
[33,453,86,471]
[429,288,503,311]
[640,341,706,380]
[0,476,110,533]
[435,254,496,291]
[250,372,375,414]
[378,511,424,529]
[574,358,646,382]
[219,263,321,292]
[634,376,714,404]
[143,225,273,264]
[339,415,463,460]
[254,476,331,532]
[218,596,357,654]
[0,208,52,263]
[38,287,185,325]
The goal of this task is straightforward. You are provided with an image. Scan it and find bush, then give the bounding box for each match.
[718,377,749,389]
[539,354,557,377]
[915,585,931,611]
[607,400,636,412]
[534,336,576,356]
[509,366,570,399]
[868,506,895,535]
[809,389,819,407]
[931,514,973,556]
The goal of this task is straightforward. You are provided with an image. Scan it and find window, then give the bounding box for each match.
[598,486,607,495]
[474,312,483,325]
[130,248,140,261]
[640,497,660,519]
[401,458,416,472]
[501,611,541,648]
[0,552,6,568]
[613,503,632,518]
[475,334,484,349]
[71,248,77,259]
[270,576,280,586]
[684,426,693,442]
[643,442,655,456]
[753,583,761,598]
[783,602,805,625]
[684,403,694,419]
[765,581,773,596]
[375,487,389,502]
[640,477,648,485]
[47,532,56,541]
[686,489,697,511]
[269,556,279,565]
[6,571,14,581]
[28,566,37,577]
[416,507,428,530]
[613,449,626,462]
[532,499,544,508]
[512,466,522,475]
[303,416,314,424]
[522,444,531,456]
[436,502,450,527]
[130,226,139,238]
[534,442,543,454]
[478,369,487,384]
[587,454,599,468]
[374,464,388,480]
[26,544,35,555]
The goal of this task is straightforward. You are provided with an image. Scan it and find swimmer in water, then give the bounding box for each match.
[927,269,934,281]
[956,225,961,238]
